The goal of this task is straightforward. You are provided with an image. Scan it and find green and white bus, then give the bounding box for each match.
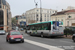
[27,21,64,37]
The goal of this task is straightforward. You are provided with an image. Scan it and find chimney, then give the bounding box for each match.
[62,9,64,11]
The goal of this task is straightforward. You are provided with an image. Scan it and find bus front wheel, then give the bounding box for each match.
[30,32,33,36]
[41,34,44,38]
[73,37,75,42]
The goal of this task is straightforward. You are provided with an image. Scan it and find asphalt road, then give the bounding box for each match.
[21,31,75,50]
[0,31,75,50]
[0,33,48,50]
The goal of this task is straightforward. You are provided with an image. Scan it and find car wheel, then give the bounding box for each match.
[9,39,12,43]
[73,37,75,42]
[30,33,33,36]
[21,40,24,43]
[6,39,8,42]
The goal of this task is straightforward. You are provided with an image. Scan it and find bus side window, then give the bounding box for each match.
[40,25,42,30]
[48,22,51,30]
[42,25,44,30]
[30,26,32,30]
[39,26,41,30]
[32,26,35,30]
[44,24,48,30]
[35,26,37,30]
[37,26,39,30]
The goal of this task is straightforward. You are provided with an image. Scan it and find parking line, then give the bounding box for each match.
[24,39,64,50]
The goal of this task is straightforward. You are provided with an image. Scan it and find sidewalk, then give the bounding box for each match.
[62,35,72,39]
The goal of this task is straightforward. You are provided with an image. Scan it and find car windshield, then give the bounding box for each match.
[11,32,21,35]
[0,30,5,32]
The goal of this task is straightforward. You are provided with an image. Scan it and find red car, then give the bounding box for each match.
[6,30,24,43]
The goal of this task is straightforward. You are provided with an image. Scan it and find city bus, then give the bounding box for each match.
[27,21,64,37]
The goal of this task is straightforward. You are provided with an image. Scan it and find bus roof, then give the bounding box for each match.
[28,21,63,25]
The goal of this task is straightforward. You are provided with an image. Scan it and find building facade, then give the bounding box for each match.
[66,6,75,10]
[25,8,57,24]
[62,6,75,11]
[15,15,26,27]
[0,0,12,31]
[51,9,75,28]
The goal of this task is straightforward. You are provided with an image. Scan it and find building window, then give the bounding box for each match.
[47,11,49,13]
[53,11,55,13]
[36,14,38,17]
[50,11,51,14]
[37,10,38,11]
[7,9,8,25]
[0,0,1,4]
[0,10,4,28]
[0,4,1,8]
[68,16,71,18]
[2,0,6,5]
[45,14,46,17]
[37,18,38,21]
[45,18,46,21]
[47,14,49,17]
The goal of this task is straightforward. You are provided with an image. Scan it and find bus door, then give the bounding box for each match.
[32,26,37,34]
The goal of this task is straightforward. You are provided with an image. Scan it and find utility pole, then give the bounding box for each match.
[34,0,42,22]
[40,0,42,22]
[34,0,38,23]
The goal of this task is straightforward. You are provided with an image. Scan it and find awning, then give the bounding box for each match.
[0,26,8,28]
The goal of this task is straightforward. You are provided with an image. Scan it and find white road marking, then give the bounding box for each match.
[60,40,72,43]
[24,39,64,50]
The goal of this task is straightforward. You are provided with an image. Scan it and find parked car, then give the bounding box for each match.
[21,28,24,31]
[0,30,6,35]
[72,34,75,42]
[12,27,15,30]
[25,30,27,33]
[6,30,24,43]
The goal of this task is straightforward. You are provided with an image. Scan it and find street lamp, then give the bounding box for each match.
[40,0,42,22]
[34,0,38,23]
[34,0,42,22]
[34,0,38,8]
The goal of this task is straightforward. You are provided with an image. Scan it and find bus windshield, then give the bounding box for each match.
[53,21,59,30]
[53,21,63,31]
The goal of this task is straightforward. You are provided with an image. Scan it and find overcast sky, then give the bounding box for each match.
[6,0,75,17]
